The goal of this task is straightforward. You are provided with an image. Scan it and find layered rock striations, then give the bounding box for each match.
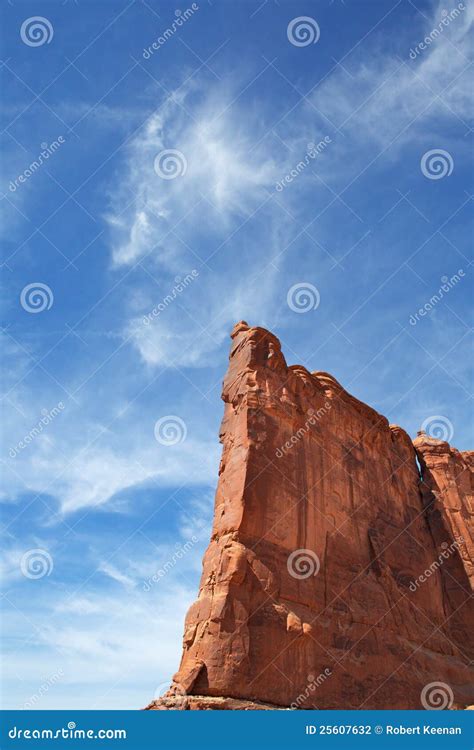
[148,322,473,710]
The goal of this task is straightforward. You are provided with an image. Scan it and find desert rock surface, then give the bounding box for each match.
[148,322,473,710]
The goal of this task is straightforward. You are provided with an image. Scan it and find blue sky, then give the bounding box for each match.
[1,0,472,709]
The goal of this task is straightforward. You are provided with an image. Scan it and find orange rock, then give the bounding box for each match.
[152,323,473,710]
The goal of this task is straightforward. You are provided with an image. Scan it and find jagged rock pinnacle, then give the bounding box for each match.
[230,320,250,338]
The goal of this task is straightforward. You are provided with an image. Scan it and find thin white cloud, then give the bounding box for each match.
[0,545,30,584]
[105,80,298,369]
[98,561,135,588]
[309,1,473,153]
[1,368,220,516]
[108,86,279,268]
[107,4,473,372]
[122,261,285,368]
[3,435,219,515]
[3,549,204,708]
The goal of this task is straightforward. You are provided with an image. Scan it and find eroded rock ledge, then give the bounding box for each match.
[146,695,287,711]
[149,322,473,710]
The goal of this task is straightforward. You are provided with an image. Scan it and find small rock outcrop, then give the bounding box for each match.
[147,323,473,710]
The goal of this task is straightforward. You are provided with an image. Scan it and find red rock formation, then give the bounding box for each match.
[148,322,473,710]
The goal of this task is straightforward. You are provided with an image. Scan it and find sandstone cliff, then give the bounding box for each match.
[148,322,473,710]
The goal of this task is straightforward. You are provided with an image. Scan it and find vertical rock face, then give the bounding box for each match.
[150,323,473,710]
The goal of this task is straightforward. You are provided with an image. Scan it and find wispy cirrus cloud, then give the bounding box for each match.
[3,526,209,708]
[105,81,298,368]
[307,1,473,163]
[98,560,135,588]
[3,427,220,516]
[108,83,280,268]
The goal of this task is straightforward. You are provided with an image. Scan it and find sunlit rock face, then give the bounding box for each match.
[147,323,473,711]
